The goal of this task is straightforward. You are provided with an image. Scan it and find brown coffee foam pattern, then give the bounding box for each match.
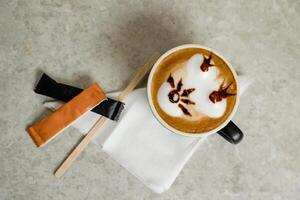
[151,48,237,134]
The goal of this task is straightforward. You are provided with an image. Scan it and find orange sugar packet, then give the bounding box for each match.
[27,83,106,147]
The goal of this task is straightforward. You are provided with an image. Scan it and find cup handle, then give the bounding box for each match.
[217,121,243,144]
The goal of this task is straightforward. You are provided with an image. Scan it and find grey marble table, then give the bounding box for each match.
[0,0,299,199]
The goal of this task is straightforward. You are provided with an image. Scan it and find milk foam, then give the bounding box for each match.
[157,54,226,119]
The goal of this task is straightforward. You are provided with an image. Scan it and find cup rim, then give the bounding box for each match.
[147,44,240,137]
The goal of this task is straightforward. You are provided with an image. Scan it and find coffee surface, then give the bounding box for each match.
[150,48,237,134]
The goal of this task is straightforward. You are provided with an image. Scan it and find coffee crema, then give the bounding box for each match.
[150,48,237,134]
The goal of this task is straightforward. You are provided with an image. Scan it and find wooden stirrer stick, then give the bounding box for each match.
[54,53,160,177]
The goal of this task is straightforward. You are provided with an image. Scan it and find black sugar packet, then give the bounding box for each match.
[34,73,125,121]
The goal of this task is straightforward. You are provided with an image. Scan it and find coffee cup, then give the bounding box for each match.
[147,44,246,144]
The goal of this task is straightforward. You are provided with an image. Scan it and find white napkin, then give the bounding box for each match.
[44,76,250,193]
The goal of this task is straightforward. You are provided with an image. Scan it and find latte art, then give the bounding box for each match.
[158,74,195,116]
[151,48,237,134]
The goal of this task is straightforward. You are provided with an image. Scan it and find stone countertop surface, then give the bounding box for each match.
[0,0,299,199]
